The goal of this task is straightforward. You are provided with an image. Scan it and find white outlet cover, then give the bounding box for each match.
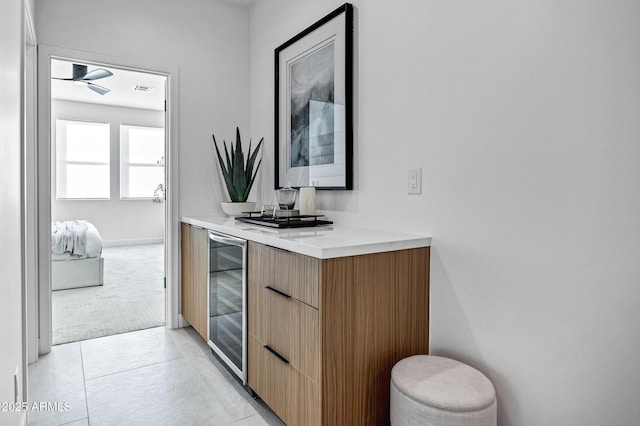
[408,168,422,194]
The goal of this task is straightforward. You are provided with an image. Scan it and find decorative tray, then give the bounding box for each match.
[235,212,333,229]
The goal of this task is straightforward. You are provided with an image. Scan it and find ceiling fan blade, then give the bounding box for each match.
[86,82,110,95]
[52,77,75,81]
[83,68,113,81]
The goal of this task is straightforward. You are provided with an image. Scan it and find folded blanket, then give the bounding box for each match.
[51,220,90,257]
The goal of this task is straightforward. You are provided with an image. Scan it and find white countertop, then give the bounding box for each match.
[181,216,431,259]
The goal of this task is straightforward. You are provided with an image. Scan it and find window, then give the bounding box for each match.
[120,125,165,199]
[56,119,110,200]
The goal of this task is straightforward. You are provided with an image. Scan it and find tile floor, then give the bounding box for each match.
[28,326,284,426]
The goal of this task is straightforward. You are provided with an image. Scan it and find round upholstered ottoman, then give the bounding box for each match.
[390,355,497,426]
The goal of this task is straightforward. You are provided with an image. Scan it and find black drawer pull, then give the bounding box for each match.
[264,345,289,364]
[267,245,289,253]
[265,285,291,299]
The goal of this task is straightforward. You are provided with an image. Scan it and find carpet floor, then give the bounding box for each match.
[52,244,165,345]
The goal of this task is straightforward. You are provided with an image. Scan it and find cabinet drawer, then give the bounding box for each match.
[249,242,319,308]
[248,335,319,426]
[267,287,319,381]
[248,278,319,381]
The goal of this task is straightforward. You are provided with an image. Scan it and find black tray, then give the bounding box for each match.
[235,213,333,229]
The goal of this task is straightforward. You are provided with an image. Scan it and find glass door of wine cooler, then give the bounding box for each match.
[208,231,246,382]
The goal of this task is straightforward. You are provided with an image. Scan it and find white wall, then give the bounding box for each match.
[35,0,251,217]
[0,0,26,423]
[250,1,640,424]
[51,100,165,245]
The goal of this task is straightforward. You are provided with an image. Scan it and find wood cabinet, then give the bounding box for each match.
[181,222,208,340]
[248,241,430,425]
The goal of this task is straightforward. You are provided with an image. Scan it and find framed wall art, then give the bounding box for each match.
[275,3,353,190]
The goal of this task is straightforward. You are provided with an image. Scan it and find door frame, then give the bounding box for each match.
[35,45,180,356]
[23,0,37,410]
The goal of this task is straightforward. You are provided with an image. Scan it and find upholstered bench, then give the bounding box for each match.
[390,355,497,426]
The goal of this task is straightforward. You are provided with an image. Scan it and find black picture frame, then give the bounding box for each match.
[274,3,354,190]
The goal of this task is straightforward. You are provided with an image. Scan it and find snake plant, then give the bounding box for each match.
[212,127,263,202]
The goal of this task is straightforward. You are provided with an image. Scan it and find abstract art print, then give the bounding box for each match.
[290,43,334,168]
[275,3,353,189]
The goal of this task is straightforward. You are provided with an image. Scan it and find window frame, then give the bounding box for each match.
[119,124,165,201]
[55,119,111,201]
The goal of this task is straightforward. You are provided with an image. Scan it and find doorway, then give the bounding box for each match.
[49,58,167,344]
[33,46,180,357]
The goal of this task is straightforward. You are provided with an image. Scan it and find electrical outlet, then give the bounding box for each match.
[408,168,422,194]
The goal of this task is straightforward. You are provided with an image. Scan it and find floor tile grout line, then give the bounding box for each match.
[82,353,186,382]
[55,324,168,348]
[58,417,90,426]
[79,341,91,426]
[230,413,262,424]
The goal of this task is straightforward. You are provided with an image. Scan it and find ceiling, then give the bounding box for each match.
[51,58,167,111]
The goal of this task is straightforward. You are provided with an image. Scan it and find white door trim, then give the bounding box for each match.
[23,0,38,366]
[35,45,180,355]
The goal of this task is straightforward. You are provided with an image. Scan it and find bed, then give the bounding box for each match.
[51,220,104,291]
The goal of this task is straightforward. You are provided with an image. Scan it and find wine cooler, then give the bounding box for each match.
[207,230,247,383]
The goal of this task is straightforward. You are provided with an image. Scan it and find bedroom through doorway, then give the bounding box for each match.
[49,58,168,345]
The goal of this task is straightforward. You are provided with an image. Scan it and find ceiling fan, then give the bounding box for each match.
[52,64,113,95]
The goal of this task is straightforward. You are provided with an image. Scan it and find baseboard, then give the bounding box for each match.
[178,314,190,329]
[102,238,164,247]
